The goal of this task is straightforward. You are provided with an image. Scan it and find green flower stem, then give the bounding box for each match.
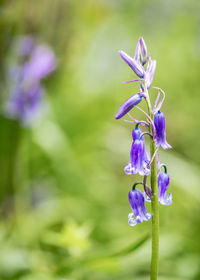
[144,84,159,280]
[150,139,159,280]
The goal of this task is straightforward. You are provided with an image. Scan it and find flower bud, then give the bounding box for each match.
[118,50,144,78]
[134,37,148,66]
[115,93,142,120]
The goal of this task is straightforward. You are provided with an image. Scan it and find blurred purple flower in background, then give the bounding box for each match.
[4,36,56,126]
[16,36,36,56]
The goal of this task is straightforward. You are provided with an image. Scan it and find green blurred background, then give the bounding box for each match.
[0,0,199,279]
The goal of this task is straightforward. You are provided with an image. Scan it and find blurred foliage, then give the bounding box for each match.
[0,0,199,279]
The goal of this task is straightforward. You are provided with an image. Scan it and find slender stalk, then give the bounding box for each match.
[150,139,159,280]
[144,84,159,280]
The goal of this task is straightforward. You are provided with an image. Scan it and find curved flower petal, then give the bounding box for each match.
[159,193,172,205]
[145,58,156,90]
[128,213,138,226]
[143,192,151,203]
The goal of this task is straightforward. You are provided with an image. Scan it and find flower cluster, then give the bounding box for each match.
[4,36,56,126]
[115,37,172,226]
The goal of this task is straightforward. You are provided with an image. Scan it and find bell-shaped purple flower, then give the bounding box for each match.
[154,111,172,149]
[118,50,144,78]
[132,127,150,161]
[145,171,172,205]
[145,57,156,90]
[158,172,172,205]
[124,137,150,176]
[128,189,152,226]
[134,37,148,66]
[115,93,142,119]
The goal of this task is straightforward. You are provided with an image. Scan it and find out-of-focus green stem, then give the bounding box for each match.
[0,119,22,217]
[144,84,159,280]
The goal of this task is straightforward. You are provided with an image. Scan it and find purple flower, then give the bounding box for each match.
[134,37,148,66]
[24,45,56,82]
[115,93,142,119]
[132,127,143,141]
[124,137,150,176]
[154,111,172,149]
[158,172,172,205]
[145,171,172,205]
[17,36,35,56]
[5,84,44,125]
[128,189,151,226]
[4,37,56,126]
[145,57,156,90]
[132,127,150,161]
[118,50,144,78]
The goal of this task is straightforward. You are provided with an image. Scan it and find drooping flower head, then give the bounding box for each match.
[158,171,172,205]
[124,134,150,176]
[145,165,172,206]
[128,188,152,226]
[115,93,143,119]
[4,36,56,126]
[154,111,172,149]
[132,126,150,161]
